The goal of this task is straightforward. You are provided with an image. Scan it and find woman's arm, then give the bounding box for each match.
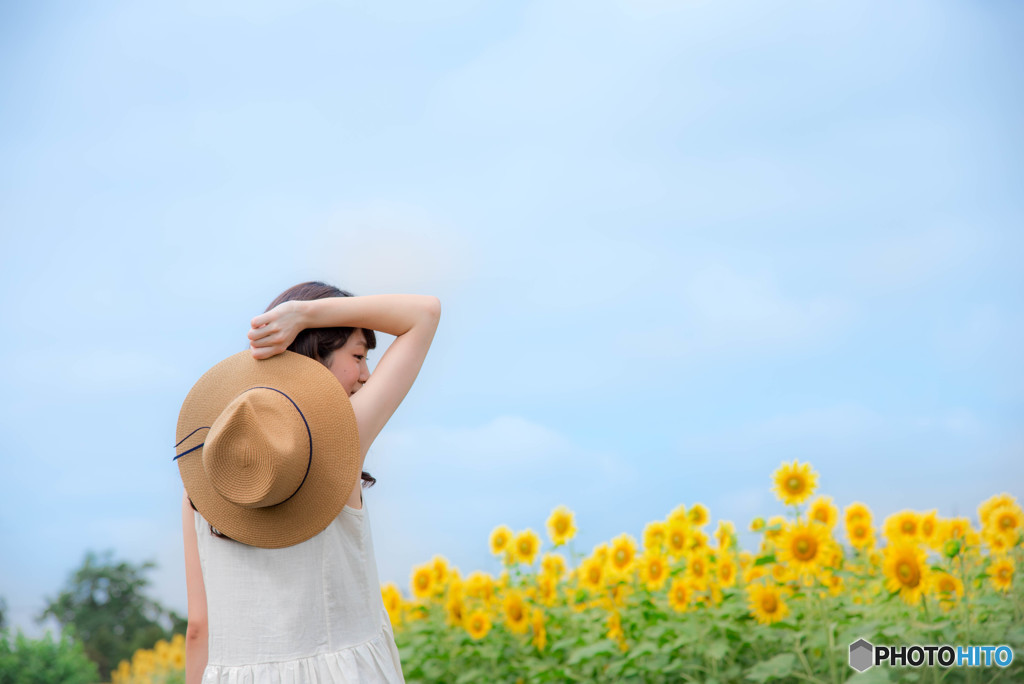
[181,490,208,684]
[249,295,441,457]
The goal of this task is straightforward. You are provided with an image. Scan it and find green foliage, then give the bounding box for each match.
[0,629,99,684]
[37,550,186,681]
[0,597,7,632]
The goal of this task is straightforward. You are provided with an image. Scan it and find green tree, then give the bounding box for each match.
[0,630,99,684]
[37,550,186,681]
[0,596,7,632]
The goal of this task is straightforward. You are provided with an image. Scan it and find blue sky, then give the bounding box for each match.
[1,1,1022,637]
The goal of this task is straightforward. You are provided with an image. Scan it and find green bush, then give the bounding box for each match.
[0,629,99,684]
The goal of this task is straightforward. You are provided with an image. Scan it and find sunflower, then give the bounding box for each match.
[513,528,541,566]
[546,505,577,546]
[410,563,434,599]
[776,521,830,579]
[883,541,930,606]
[688,503,710,528]
[463,609,491,640]
[668,578,694,613]
[534,572,559,606]
[847,520,875,549]
[643,520,668,553]
[844,502,872,527]
[747,583,790,625]
[884,510,920,543]
[431,554,451,588]
[638,551,670,591]
[771,460,818,506]
[979,493,1019,527]
[530,607,547,651]
[606,610,624,641]
[918,510,939,548]
[668,503,688,524]
[985,504,1023,545]
[607,533,639,580]
[540,552,567,579]
[716,555,738,588]
[445,593,465,627]
[381,582,403,620]
[663,520,688,557]
[578,556,606,593]
[808,496,838,529]
[463,571,496,603]
[502,589,530,634]
[750,517,766,533]
[988,557,1014,592]
[489,525,513,556]
[764,515,786,543]
[984,530,1012,555]
[591,542,610,566]
[685,549,711,589]
[715,520,736,550]
[931,571,963,602]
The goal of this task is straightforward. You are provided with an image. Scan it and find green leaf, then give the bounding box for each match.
[754,554,777,567]
[706,640,729,661]
[744,653,796,682]
[566,640,615,665]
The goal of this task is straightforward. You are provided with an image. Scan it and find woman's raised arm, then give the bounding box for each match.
[249,295,441,457]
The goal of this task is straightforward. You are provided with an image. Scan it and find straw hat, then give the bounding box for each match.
[174,350,361,548]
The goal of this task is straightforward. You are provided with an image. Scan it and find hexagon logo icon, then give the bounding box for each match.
[849,638,874,672]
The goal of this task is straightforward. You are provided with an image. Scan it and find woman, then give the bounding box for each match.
[179,282,440,683]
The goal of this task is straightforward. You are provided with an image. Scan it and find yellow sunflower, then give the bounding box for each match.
[979,493,1019,527]
[884,510,920,543]
[668,577,694,613]
[750,517,766,533]
[431,554,451,588]
[540,552,567,579]
[747,583,790,625]
[502,589,530,634]
[381,582,403,620]
[985,503,1023,545]
[667,503,688,524]
[607,533,639,580]
[716,555,738,588]
[606,609,624,641]
[445,593,464,627]
[844,502,873,527]
[534,572,559,607]
[715,520,736,550]
[489,525,513,556]
[546,505,577,546]
[666,519,693,559]
[776,521,830,579]
[988,557,1014,592]
[771,460,818,506]
[513,528,541,565]
[578,556,606,593]
[638,551,670,591]
[931,571,963,602]
[463,571,496,603]
[410,563,434,599]
[591,542,610,566]
[685,548,711,589]
[463,609,491,640]
[764,515,786,543]
[530,607,547,651]
[808,496,838,529]
[883,541,930,605]
[847,519,875,549]
[919,510,939,548]
[643,520,668,553]
[688,503,710,528]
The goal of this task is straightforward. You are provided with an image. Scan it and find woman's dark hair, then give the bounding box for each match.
[198,281,378,541]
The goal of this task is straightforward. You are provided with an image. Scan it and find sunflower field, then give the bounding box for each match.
[111,461,1023,683]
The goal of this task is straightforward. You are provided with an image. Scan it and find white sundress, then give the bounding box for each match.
[193,495,406,683]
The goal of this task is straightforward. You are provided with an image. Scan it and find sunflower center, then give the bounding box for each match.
[999,515,1014,530]
[787,476,803,493]
[793,537,817,561]
[615,550,628,566]
[761,594,778,613]
[902,521,915,534]
[814,510,828,523]
[897,561,920,586]
[556,519,568,533]
[998,568,1010,580]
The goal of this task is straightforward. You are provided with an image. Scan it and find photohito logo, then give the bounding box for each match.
[849,638,1014,672]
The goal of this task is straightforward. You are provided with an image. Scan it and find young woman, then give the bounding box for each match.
[180,282,440,683]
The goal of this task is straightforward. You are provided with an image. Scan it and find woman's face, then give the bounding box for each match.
[326,330,370,397]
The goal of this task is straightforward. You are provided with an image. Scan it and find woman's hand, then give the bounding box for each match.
[248,300,307,359]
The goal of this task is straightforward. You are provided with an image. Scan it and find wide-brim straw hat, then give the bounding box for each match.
[174,350,361,549]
